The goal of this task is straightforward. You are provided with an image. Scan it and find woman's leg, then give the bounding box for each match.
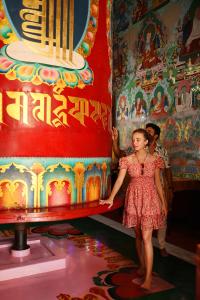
[141,228,153,289]
[134,227,145,275]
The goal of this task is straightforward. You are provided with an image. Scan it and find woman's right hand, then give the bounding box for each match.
[99,198,113,209]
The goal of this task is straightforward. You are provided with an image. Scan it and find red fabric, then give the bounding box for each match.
[119,154,166,230]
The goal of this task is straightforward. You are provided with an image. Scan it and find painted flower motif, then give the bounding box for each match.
[79,69,92,83]
[64,72,78,86]
[39,68,59,83]
[0,1,99,88]
[86,31,94,42]
[18,65,35,79]
[0,56,13,71]
[98,266,147,299]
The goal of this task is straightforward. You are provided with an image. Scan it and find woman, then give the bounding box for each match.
[100,128,167,290]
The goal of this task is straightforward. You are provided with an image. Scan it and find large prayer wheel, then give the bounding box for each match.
[0,0,114,219]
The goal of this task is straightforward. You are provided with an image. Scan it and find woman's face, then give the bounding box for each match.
[132,132,148,151]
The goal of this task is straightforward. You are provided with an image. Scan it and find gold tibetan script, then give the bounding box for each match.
[0,92,110,129]
[6,92,29,125]
[20,0,75,62]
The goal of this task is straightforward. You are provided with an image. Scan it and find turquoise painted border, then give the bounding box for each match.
[0,157,111,208]
[0,157,111,166]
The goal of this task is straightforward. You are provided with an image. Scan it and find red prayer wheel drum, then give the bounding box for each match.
[0,0,113,211]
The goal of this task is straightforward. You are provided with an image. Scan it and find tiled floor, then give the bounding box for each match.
[0,217,197,300]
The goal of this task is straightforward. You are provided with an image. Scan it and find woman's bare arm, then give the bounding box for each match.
[100,168,127,208]
[155,168,167,215]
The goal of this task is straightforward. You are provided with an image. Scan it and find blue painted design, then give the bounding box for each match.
[2,0,90,49]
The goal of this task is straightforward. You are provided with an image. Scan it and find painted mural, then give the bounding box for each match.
[0,0,112,209]
[113,0,200,180]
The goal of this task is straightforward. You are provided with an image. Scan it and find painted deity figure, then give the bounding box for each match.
[139,25,161,70]
[130,92,146,121]
[150,87,169,118]
[117,95,129,121]
[175,85,192,113]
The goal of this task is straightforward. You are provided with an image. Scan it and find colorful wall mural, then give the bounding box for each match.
[113,0,200,180]
[0,0,112,209]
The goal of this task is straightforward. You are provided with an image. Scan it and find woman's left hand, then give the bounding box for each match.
[162,204,168,217]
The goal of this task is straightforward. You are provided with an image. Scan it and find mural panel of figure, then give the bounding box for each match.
[137,14,166,70]
[130,91,147,121]
[180,2,200,63]
[150,86,169,118]
[175,80,192,113]
[113,0,200,180]
[116,95,129,121]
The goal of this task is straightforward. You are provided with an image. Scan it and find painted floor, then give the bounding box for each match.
[0,217,196,300]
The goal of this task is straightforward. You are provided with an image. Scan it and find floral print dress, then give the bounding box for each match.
[119,154,166,230]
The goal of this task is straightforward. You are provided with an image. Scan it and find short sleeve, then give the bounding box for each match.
[155,156,165,169]
[119,157,129,170]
